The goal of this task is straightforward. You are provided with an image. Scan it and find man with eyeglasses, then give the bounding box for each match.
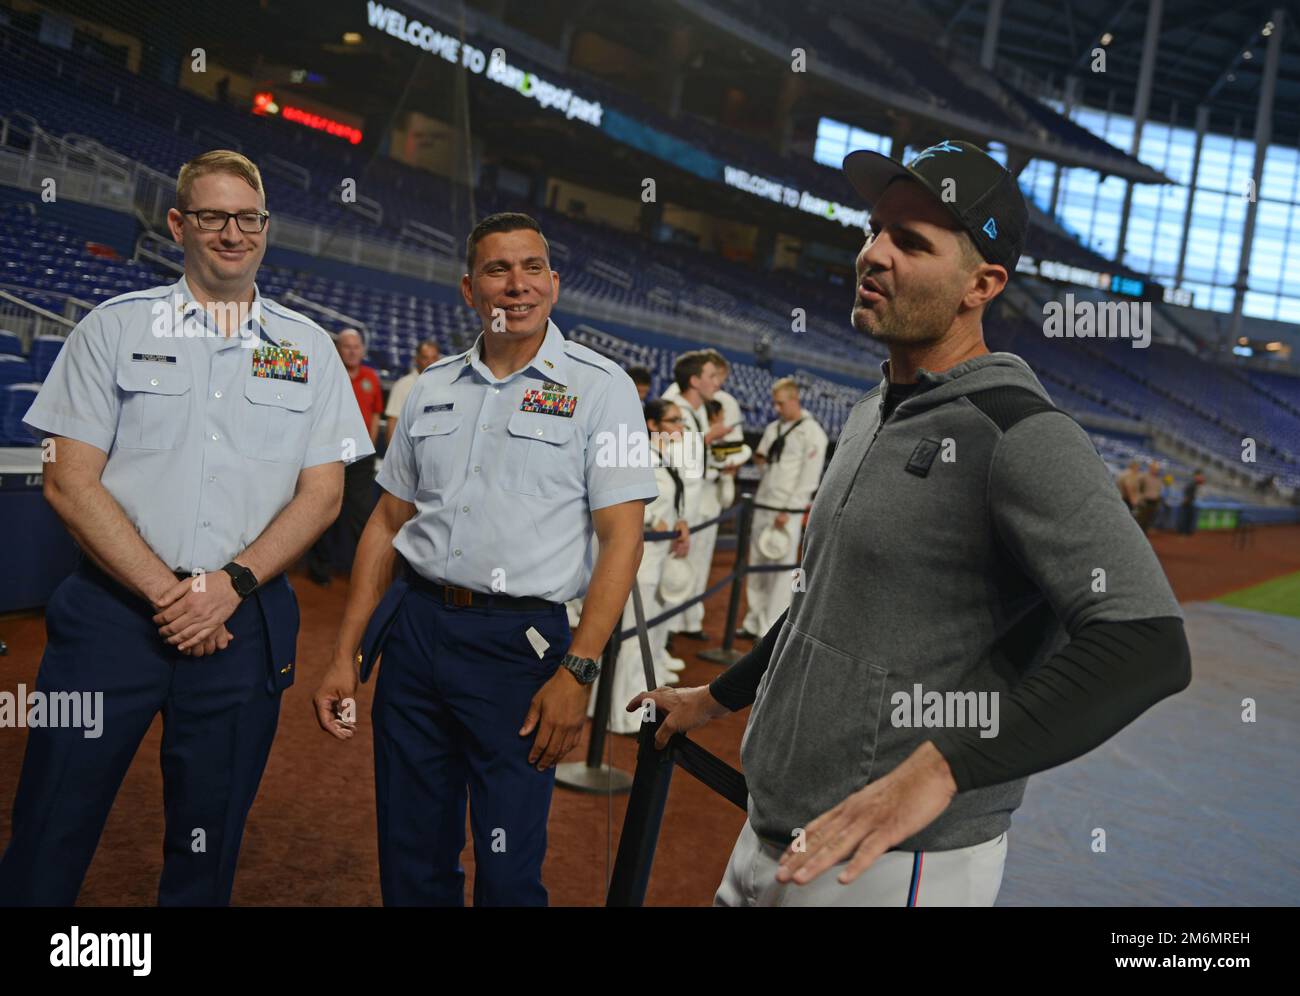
[0,150,372,906]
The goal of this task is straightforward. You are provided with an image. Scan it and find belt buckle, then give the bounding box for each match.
[442,585,472,608]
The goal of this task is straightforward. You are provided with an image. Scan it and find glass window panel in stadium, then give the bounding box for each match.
[820,100,1300,323]
[1034,104,1298,321]
[813,118,891,167]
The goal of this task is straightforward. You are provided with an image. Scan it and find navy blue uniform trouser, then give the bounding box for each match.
[0,567,289,906]
[371,588,570,906]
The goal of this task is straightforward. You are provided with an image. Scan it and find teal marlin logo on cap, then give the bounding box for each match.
[982,217,998,239]
[910,139,963,164]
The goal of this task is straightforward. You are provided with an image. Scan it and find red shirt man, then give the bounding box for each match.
[338,328,382,445]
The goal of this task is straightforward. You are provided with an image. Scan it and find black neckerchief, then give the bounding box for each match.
[767,417,806,464]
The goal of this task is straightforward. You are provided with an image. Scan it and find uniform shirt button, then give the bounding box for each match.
[276,392,284,400]
[150,377,159,386]
[454,549,462,557]
[535,429,544,436]
[462,505,470,512]
[214,390,222,399]
[211,432,220,441]
[202,520,211,527]
[481,423,489,431]
[494,387,501,394]
[208,475,216,483]
[473,465,481,473]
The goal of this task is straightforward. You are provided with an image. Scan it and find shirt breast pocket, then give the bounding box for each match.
[408,412,464,493]
[115,364,191,450]
[504,410,577,497]
[240,378,313,463]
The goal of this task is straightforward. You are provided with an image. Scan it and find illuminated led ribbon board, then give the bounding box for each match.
[252,91,364,145]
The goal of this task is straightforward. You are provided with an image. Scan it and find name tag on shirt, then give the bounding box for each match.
[131,352,177,363]
[520,383,577,418]
[423,402,454,413]
[251,346,309,383]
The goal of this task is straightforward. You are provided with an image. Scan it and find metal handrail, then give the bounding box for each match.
[0,288,77,350]
[264,153,311,191]
[193,125,242,152]
[282,290,369,338]
[399,220,457,256]
[134,231,184,274]
[0,290,74,324]
[329,188,383,225]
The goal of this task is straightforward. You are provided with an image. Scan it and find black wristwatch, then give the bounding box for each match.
[222,561,259,599]
[560,653,601,685]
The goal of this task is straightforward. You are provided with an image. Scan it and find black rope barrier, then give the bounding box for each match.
[751,500,815,513]
[614,572,738,641]
[589,487,820,903]
[560,492,808,799]
[605,720,749,907]
[642,502,743,542]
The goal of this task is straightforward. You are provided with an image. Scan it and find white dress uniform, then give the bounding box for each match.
[679,386,746,632]
[659,383,706,633]
[384,366,420,427]
[742,413,828,636]
[588,445,683,733]
[713,387,746,510]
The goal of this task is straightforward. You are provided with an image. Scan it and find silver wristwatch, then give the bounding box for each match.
[560,653,601,684]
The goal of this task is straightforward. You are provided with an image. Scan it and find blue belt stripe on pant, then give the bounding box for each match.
[369,584,570,906]
[0,566,294,906]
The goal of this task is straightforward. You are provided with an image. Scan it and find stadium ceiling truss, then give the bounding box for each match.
[929,0,1300,141]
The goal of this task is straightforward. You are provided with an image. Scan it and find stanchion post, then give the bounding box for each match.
[584,634,618,767]
[700,491,754,667]
[606,720,677,906]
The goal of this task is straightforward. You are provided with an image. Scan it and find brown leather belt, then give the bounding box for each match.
[403,566,557,613]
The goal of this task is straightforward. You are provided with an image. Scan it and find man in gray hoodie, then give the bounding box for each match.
[631,140,1190,906]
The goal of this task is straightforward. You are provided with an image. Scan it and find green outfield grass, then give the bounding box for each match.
[1216,570,1300,619]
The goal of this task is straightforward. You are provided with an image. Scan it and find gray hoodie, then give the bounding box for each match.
[739,352,1181,851]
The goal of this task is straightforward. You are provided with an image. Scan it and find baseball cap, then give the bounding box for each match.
[843,139,1027,273]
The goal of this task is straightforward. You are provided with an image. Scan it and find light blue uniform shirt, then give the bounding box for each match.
[378,319,657,602]
[24,276,374,573]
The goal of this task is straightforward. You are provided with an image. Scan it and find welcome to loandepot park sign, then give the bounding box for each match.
[365,2,868,230]
[722,165,868,230]
[366,2,603,126]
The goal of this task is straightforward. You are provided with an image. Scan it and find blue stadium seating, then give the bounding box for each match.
[1,21,1297,492]
[1,382,40,444]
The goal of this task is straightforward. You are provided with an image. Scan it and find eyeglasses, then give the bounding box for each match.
[658,417,684,425]
[183,209,270,233]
